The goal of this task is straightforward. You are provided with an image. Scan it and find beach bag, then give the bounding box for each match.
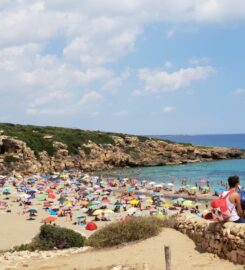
[211,190,234,221]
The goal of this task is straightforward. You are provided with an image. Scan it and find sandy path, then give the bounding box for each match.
[17,228,243,270]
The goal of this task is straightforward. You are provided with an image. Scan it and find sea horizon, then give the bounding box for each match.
[150,134,245,150]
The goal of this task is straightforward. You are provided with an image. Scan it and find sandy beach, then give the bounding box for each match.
[0,172,243,270]
[1,228,241,270]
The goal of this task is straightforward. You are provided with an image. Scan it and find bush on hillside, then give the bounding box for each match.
[0,123,190,156]
[4,155,17,163]
[14,225,85,251]
[87,216,176,248]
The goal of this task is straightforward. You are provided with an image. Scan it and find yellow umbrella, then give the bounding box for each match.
[146,198,153,204]
[129,200,139,205]
[93,209,114,216]
[155,213,166,219]
[190,186,197,190]
[163,203,172,208]
[93,209,104,216]
[182,200,193,207]
[103,209,114,214]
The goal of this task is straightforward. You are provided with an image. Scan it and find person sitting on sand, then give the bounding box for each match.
[101,212,109,221]
[94,215,100,221]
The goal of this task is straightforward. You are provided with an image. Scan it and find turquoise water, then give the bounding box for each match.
[104,159,245,187]
[102,134,245,187]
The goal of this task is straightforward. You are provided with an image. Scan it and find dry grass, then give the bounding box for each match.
[87,216,176,248]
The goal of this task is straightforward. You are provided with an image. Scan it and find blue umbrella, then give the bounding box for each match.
[76,214,85,219]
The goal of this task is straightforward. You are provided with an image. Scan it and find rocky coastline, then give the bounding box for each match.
[0,133,244,175]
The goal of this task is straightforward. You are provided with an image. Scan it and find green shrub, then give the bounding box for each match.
[13,225,85,251]
[87,216,176,248]
[4,155,17,163]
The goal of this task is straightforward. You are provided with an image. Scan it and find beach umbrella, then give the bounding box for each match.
[48,193,56,199]
[177,197,185,202]
[199,178,206,183]
[3,187,11,194]
[202,186,210,190]
[182,200,193,207]
[167,183,174,187]
[190,186,197,191]
[89,205,98,210]
[28,208,38,213]
[129,199,139,205]
[102,198,110,203]
[81,201,89,206]
[86,222,97,231]
[76,214,85,219]
[43,216,57,223]
[37,195,46,201]
[48,209,58,216]
[163,203,172,208]
[148,181,156,185]
[155,213,166,219]
[103,209,114,214]
[43,201,51,207]
[91,200,101,205]
[92,209,104,216]
[146,198,153,204]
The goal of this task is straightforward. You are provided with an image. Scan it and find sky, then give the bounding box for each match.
[1,0,245,135]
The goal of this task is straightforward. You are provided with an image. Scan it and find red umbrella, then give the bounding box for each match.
[43,201,51,207]
[43,216,57,223]
[48,193,56,199]
[86,222,97,231]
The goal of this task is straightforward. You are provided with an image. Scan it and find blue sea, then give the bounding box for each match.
[105,134,245,187]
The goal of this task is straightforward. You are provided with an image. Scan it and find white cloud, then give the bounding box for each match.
[0,0,245,117]
[164,61,174,69]
[79,91,103,107]
[189,57,210,65]
[163,106,175,113]
[138,65,216,93]
[231,88,245,96]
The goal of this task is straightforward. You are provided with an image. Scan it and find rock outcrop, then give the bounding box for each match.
[175,215,245,265]
[0,135,244,174]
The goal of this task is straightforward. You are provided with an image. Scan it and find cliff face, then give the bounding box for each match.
[0,135,244,174]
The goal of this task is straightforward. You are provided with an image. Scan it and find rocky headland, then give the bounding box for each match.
[0,123,244,174]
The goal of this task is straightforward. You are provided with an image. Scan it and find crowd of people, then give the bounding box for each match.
[0,171,244,233]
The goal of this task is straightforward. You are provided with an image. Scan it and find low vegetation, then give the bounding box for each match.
[0,123,193,156]
[87,216,176,248]
[4,155,17,163]
[13,225,85,251]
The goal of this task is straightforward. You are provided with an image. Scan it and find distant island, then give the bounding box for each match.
[0,123,244,174]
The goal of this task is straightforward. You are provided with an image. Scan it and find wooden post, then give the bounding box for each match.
[164,245,171,270]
